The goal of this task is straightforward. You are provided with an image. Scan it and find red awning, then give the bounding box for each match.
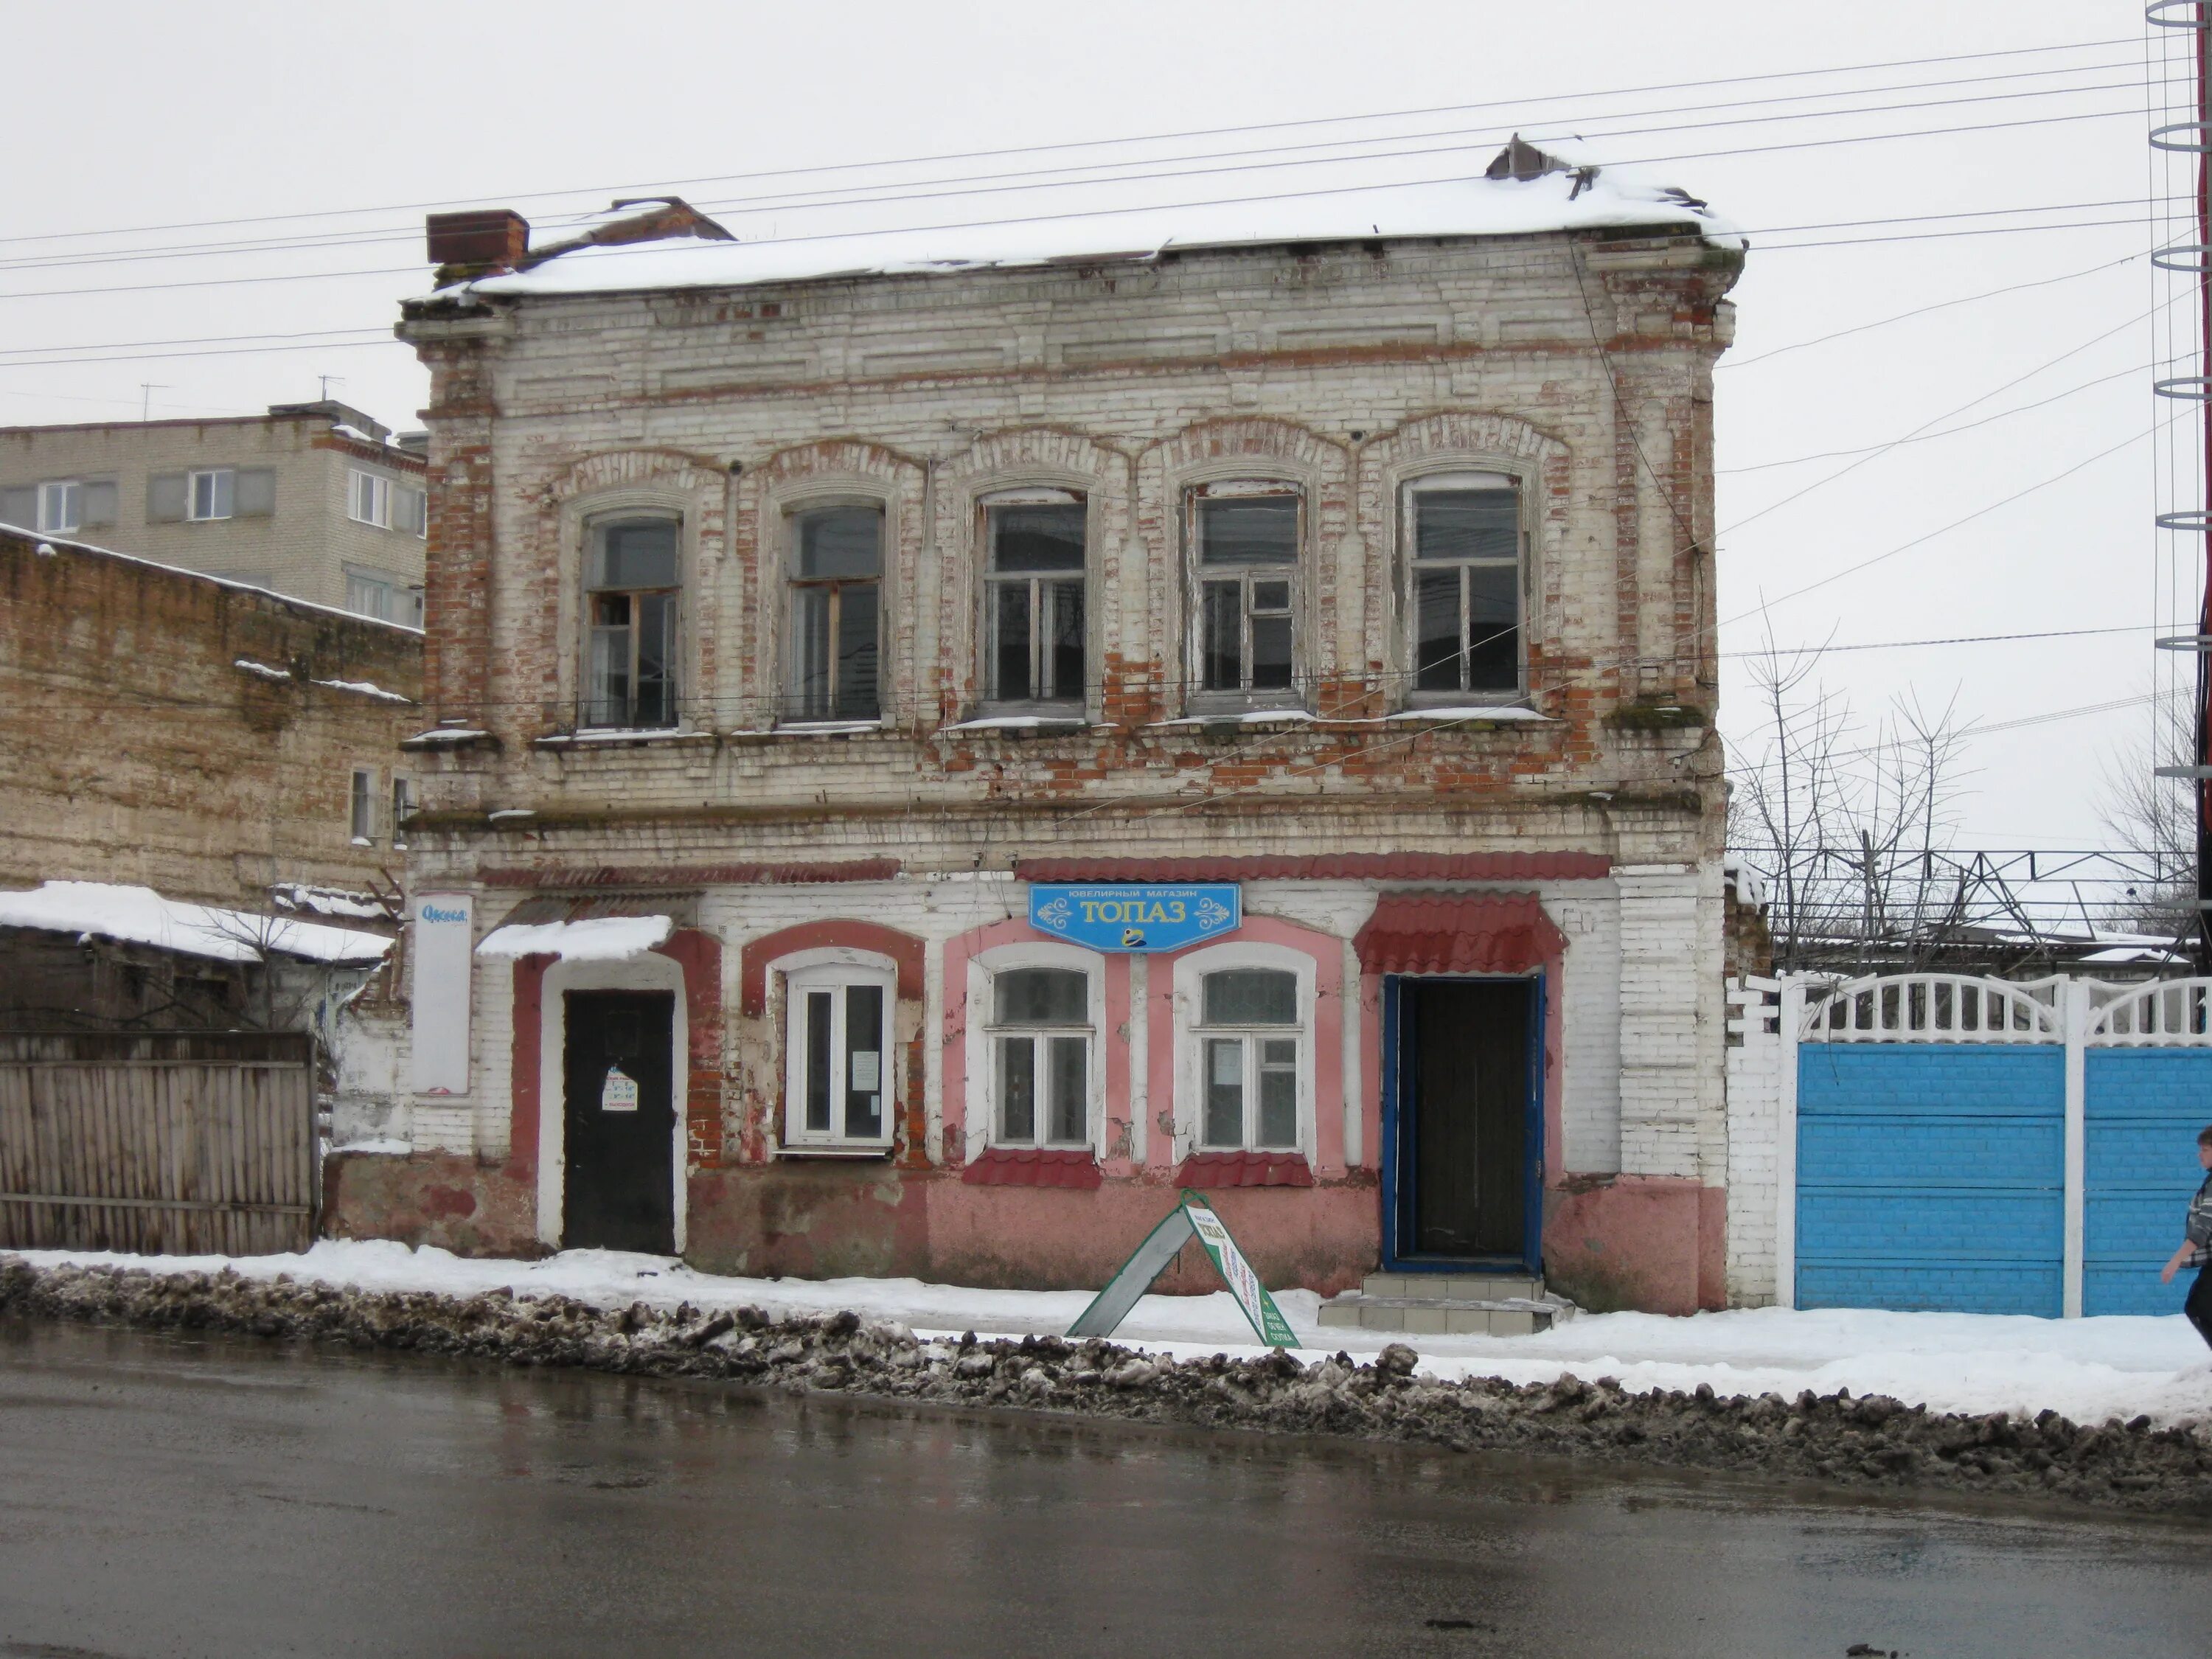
[1353,891,1564,976]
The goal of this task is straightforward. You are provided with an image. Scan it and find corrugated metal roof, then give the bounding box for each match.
[959,1148,1103,1189]
[1015,853,1608,883]
[1174,1151,1315,1189]
[1353,891,1565,976]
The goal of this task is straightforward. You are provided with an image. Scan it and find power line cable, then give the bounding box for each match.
[0,33,2142,252]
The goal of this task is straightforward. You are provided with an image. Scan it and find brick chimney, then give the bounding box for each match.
[425,209,530,278]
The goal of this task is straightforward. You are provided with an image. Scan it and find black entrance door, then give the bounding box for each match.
[563,990,676,1254]
[1399,978,1534,1262]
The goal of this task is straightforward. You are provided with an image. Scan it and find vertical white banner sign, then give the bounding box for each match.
[411,892,475,1095]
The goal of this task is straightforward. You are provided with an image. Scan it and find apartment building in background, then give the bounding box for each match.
[0,400,429,622]
[355,146,1748,1317]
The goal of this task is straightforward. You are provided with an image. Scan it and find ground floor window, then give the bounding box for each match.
[990,965,1091,1147]
[784,965,894,1150]
[1197,967,1300,1150]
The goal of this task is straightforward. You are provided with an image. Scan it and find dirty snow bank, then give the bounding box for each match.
[4,1252,2207,1512]
[10,1240,2206,1431]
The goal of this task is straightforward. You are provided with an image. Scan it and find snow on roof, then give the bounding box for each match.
[0,881,392,965]
[453,145,1738,302]
[476,914,674,962]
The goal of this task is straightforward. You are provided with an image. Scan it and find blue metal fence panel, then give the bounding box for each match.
[1796,1045,2065,1315]
[2083,1048,2212,1316]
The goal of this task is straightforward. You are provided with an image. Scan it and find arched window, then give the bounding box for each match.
[584,517,680,728]
[982,490,1086,709]
[1197,967,1299,1149]
[990,965,1091,1146]
[787,504,883,722]
[1187,481,1301,709]
[1403,473,1523,700]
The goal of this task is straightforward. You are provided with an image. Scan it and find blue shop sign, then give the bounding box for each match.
[1029,883,1241,953]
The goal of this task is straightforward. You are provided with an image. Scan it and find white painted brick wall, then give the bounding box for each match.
[1725,975,1784,1305]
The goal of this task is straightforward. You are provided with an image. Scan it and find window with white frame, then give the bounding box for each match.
[1405,473,1523,700]
[1196,967,1301,1150]
[349,769,375,844]
[349,469,392,529]
[390,776,413,849]
[1191,485,1300,704]
[345,567,400,622]
[784,964,894,1150]
[989,966,1091,1147]
[982,492,1085,709]
[584,517,681,728]
[787,505,883,722]
[187,468,235,522]
[36,480,81,535]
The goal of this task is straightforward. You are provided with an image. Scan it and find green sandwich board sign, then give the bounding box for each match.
[1068,1190,1301,1349]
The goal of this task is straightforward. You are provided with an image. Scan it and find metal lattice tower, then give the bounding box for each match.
[2149,3,2212,962]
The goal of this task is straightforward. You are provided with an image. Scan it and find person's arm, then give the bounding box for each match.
[2163,1241,2196,1284]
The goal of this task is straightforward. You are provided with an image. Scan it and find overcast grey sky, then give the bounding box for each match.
[0,0,2183,851]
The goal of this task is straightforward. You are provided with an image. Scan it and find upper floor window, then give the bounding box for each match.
[1197,968,1300,1150]
[1406,474,1523,700]
[349,469,392,528]
[1191,486,1299,704]
[36,480,80,535]
[147,467,268,524]
[396,483,428,538]
[188,467,234,522]
[788,505,883,723]
[584,518,680,729]
[349,768,377,845]
[984,493,1085,709]
[990,967,1091,1147]
[391,776,413,850]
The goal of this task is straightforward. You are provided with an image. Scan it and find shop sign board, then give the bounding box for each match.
[410,892,474,1096]
[1068,1191,1301,1350]
[1027,883,1240,953]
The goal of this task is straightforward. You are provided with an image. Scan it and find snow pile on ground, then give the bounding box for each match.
[11,1240,2205,1430]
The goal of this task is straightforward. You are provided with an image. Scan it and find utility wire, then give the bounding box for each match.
[0,33,2142,251]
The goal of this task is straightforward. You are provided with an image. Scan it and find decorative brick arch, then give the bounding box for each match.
[512,448,734,729]
[734,439,931,731]
[738,917,925,1016]
[1353,410,1574,713]
[1134,417,1354,715]
[933,428,1135,720]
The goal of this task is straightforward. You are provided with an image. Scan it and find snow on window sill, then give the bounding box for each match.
[939,714,1093,734]
[401,726,498,751]
[774,1143,895,1160]
[532,727,707,749]
[312,678,414,704]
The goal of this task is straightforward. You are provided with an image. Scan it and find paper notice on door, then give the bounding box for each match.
[600,1067,639,1113]
[850,1051,880,1091]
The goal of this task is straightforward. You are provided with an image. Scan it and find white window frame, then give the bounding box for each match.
[187,467,234,522]
[1183,479,1304,713]
[1172,941,1316,1160]
[345,566,398,622]
[391,776,413,850]
[780,956,897,1153]
[966,942,1106,1157]
[1401,470,1527,706]
[349,768,376,845]
[349,468,393,529]
[36,479,81,535]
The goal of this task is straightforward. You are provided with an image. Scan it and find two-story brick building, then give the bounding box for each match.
[346,147,1745,1315]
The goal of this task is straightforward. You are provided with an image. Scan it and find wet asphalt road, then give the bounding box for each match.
[0,1320,2207,1658]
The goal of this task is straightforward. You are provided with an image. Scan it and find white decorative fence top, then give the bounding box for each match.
[2086,978,2212,1046]
[1800,973,2062,1043]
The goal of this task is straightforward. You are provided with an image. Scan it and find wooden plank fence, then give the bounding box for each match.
[0,1032,316,1255]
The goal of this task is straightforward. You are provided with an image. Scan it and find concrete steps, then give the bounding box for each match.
[1315,1270,1577,1337]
